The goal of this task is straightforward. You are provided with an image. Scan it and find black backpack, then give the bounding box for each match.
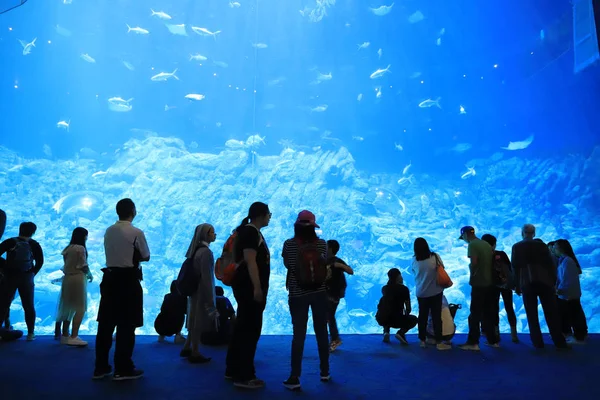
[10,238,34,272]
[492,251,512,289]
[176,246,204,297]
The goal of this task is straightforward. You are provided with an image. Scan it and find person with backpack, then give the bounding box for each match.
[154,280,187,345]
[376,268,418,344]
[481,234,518,343]
[0,221,44,341]
[56,227,93,347]
[201,286,236,346]
[425,295,457,344]
[411,238,451,350]
[224,202,271,390]
[0,209,24,342]
[325,239,354,353]
[179,223,218,363]
[93,199,150,381]
[281,210,329,391]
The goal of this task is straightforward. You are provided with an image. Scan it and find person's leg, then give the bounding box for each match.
[244,300,264,379]
[327,297,340,342]
[430,293,443,343]
[569,299,588,341]
[537,285,568,348]
[226,294,248,379]
[71,311,84,337]
[289,295,310,378]
[311,292,330,376]
[522,286,544,347]
[556,297,571,337]
[501,289,518,341]
[114,323,137,374]
[492,287,501,337]
[17,272,36,337]
[466,287,484,345]
[483,287,499,345]
[95,321,116,372]
[404,314,418,332]
[417,297,429,343]
[62,320,71,337]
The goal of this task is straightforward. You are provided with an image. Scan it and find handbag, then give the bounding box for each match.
[434,253,453,289]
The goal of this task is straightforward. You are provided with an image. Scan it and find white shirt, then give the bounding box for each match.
[104,220,150,268]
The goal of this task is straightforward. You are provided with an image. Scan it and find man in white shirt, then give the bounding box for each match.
[93,199,150,381]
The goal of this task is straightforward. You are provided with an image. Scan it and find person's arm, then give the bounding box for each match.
[0,238,14,258]
[243,229,262,299]
[135,231,151,262]
[556,258,567,296]
[333,261,354,275]
[200,251,217,312]
[511,245,522,294]
[281,240,290,269]
[467,243,478,267]
[404,294,412,315]
[31,240,44,275]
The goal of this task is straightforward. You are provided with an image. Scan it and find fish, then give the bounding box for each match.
[459,105,467,114]
[397,175,413,185]
[436,37,442,46]
[409,72,422,79]
[122,61,135,71]
[107,97,134,112]
[357,41,370,50]
[127,24,149,34]
[164,105,176,111]
[501,135,534,150]
[418,97,441,108]
[57,120,70,131]
[190,53,208,61]
[185,93,205,101]
[150,9,172,20]
[352,136,364,141]
[461,166,476,179]
[357,93,363,101]
[80,53,96,63]
[375,87,382,98]
[165,23,187,36]
[229,1,241,8]
[398,199,406,214]
[310,105,328,113]
[19,38,36,55]
[252,42,268,49]
[408,10,425,23]
[394,143,403,151]
[55,24,72,37]
[377,236,401,246]
[369,3,394,16]
[192,26,221,39]
[402,162,411,175]
[92,170,107,177]
[369,64,391,79]
[348,309,372,318]
[151,69,179,81]
[377,48,383,59]
[312,71,332,84]
[63,0,72,4]
[213,61,228,68]
[451,143,472,153]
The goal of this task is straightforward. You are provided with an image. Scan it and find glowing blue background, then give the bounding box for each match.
[0,0,599,335]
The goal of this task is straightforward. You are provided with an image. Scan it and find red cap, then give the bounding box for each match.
[295,210,320,228]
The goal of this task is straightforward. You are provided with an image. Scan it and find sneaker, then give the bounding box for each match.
[511,327,519,343]
[234,379,265,389]
[419,341,426,348]
[320,373,331,382]
[485,342,500,348]
[26,333,36,341]
[425,337,437,345]
[329,338,342,352]
[224,374,233,380]
[436,343,452,351]
[67,336,88,347]
[567,337,586,345]
[395,332,408,345]
[113,369,144,381]
[92,366,113,380]
[458,343,481,352]
[174,334,186,344]
[60,336,70,345]
[283,376,301,390]
[383,333,390,343]
[157,335,165,343]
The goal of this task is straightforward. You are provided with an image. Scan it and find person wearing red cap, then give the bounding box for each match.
[281,210,330,390]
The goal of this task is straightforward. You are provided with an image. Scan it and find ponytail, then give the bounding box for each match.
[235,216,251,232]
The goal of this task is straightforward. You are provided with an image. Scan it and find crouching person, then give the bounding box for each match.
[376,268,417,344]
[201,286,236,346]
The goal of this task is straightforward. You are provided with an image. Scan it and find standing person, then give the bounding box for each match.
[0,209,8,330]
[554,239,588,344]
[93,199,150,380]
[457,226,499,351]
[0,221,44,341]
[225,202,271,389]
[376,268,418,344]
[180,223,218,363]
[511,224,568,349]
[282,210,330,391]
[57,227,93,347]
[481,234,519,343]
[411,238,451,350]
[325,239,354,353]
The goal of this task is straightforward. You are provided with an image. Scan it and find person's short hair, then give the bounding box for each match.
[215,286,224,296]
[522,224,535,237]
[19,222,37,237]
[327,240,340,255]
[481,234,497,247]
[116,198,136,220]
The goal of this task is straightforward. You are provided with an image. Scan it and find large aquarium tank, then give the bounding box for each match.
[1,0,599,336]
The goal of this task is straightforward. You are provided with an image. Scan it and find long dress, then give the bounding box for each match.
[56,245,88,322]
[187,246,217,341]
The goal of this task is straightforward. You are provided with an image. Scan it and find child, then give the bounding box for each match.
[425,295,457,345]
[201,286,236,346]
[326,240,354,352]
[376,268,418,344]
[154,280,187,344]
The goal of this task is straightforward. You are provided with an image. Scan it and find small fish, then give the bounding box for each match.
[377,48,382,59]
[370,64,391,79]
[150,9,172,20]
[451,143,472,153]
[409,71,422,79]
[501,135,534,151]
[459,105,466,114]
[192,26,221,39]
[408,10,425,23]
[348,309,372,318]
[127,24,149,34]
[107,97,134,112]
[369,3,394,16]
[352,136,364,141]
[252,42,268,49]
[151,69,179,81]
[398,199,406,214]
[540,29,545,40]
[164,105,176,111]
[57,120,70,131]
[122,61,135,71]
[439,28,446,36]
[418,97,441,108]
[377,236,401,246]
[80,53,96,63]
[55,24,72,37]
[312,71,332,84]
[165,23,187,36]
[357,41,370,50]
[185,93,205,101]
[394,143,403,151]
[213,61,229,68]
[19,38,36,55]
[461,166,476,179]
[63,0,72,4]
[402,162,412,175]
[311,105,328,113]
[436,37,442,46]
[357,93,363,101]
[190,53,208,61]
[375,86,382,98]
[229,1,241,8]
[397,175,413,185]
[92,170,107,178]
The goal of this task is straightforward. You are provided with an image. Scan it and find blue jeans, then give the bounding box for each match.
[289,291,329,377]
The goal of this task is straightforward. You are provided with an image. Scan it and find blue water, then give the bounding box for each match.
[1,0,599,335]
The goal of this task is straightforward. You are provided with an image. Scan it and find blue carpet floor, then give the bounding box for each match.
[0,333,596,399]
